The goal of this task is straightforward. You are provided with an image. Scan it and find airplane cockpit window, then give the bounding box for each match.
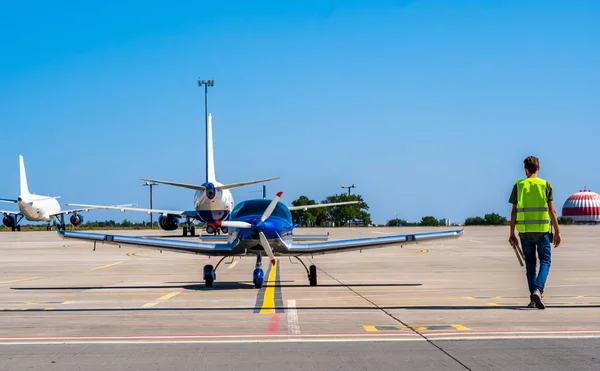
[231,200,292,223]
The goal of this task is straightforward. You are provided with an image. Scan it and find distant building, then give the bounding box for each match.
[440,218,451,226]
[562,189,600,225]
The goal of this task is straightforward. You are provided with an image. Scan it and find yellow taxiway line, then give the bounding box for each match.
[259,265,279,314]
[142,291,182,308]
[0,277,42,285]
[92,261,124,271]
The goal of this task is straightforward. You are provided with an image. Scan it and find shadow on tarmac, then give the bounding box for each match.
[11,282,423,291]
[3,304,600,313]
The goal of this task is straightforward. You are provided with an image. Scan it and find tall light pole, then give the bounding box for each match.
[341,184,356,196]
[198,79,215,181]
[143,181,158,228]
[249,184,267,199]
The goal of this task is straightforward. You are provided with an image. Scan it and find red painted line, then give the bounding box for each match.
[267,313,281,334]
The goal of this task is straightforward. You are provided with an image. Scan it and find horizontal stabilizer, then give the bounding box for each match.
[216,177,280,190]
[0,198,18,204]
[139,177,280,192]
[140,178,206,191]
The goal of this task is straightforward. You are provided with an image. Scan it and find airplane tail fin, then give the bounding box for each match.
[19,155,30,197]
[206,113,216,183]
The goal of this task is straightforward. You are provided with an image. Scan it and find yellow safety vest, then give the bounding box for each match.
[516,177,550,233]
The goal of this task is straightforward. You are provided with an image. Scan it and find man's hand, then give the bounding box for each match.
[509,234,519,247]
[554,232,561,248]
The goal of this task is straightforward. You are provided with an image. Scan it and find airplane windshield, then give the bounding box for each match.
[231,200,292,223]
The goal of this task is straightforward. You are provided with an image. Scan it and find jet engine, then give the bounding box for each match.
[70,214,84,227]
[158,214,179,231]
[3,215,15,228]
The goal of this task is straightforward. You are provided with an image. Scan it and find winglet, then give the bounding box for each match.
[276,191,283,197]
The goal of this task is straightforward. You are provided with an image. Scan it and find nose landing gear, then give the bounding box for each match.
[253,254,264,288]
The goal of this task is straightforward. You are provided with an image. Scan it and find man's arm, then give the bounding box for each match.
[548,200,562,247]
[509,204,519,247]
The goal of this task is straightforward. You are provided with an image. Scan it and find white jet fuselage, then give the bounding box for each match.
[193,182,234,224]
[18,195,61,222]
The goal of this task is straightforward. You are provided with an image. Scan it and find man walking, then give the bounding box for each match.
[509,156,562,309]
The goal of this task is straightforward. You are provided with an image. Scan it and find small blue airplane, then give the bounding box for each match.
[58,192,463,288]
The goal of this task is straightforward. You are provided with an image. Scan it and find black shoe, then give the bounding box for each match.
[532,289,545,309]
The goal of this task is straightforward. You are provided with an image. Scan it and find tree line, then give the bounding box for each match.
[291,193,371,227]
[385,216,449,227]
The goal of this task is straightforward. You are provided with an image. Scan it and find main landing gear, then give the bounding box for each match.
[201,254,266,289]
[293,256,318,286]
[201,255,319,288]
[6,215,24,231]
[203,256,236,288]
[182,218,196,237]
[53,215,67,231]
[205,224,228,236]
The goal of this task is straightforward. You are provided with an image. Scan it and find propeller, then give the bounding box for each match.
[216,192,283,266]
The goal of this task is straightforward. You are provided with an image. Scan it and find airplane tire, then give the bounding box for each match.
[253,268,264,288]
[183,226,188,236]
[205,276,214,288]
[190,226,195,236]
[309,265,317,286]
[16,225,21,232]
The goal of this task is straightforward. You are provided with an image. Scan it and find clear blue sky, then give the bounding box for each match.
[1,0,599,225]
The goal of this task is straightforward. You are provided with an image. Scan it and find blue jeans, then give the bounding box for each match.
[520,233,552,295]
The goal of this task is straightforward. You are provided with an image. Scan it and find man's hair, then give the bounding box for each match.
[524,156,540,174]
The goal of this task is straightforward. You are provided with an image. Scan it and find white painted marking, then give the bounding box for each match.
[4,333,600,345]
[287,300,300,335]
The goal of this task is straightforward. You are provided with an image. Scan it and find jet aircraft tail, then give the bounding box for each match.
[19,155,30,197]
[206,113,216,184]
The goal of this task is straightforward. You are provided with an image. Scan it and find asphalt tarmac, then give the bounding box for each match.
[1,226,599,370]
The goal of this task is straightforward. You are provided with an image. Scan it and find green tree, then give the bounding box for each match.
[464,216,485,225]
[483,213,509,225]
[323,193,370,227]
[420,216,441,226]
[386,218,401,227]
[558,216,575,225]
[291,196,317,226]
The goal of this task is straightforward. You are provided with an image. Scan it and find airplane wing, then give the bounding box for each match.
[57,230,237,256]
[0,209,20,216]
[284,229,464,255]
[288,201,360,211]
[50,204,138,218]
[65,203,195,218]
[198,234,331,242]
